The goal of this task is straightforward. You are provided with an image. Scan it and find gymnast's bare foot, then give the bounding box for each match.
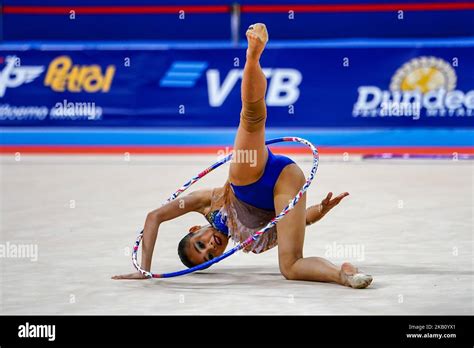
[246,23,268,61]
[340,262,373,289]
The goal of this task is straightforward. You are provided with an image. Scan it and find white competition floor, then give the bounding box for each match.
[0,154,472,315]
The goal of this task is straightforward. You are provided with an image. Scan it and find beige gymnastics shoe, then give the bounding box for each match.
[246,23,268,60]
[341,262,373,289]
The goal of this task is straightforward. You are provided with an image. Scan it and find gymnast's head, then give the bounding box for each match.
[178,225,229,268]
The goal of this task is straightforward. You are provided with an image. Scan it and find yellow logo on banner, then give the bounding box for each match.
[44,56,115,93]
[389,56,456,93]
[400,67,444,93]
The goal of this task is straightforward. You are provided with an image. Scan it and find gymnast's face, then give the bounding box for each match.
[186,225,229,265]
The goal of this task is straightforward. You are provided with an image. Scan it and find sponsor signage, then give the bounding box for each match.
[0,47,472,127]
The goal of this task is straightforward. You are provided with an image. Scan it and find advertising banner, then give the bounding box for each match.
[1,45,473,128]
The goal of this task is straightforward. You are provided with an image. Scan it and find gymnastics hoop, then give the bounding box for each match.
[132,137,319,278]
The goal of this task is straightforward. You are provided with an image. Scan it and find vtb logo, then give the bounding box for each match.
[0,56,44,97]
[160,61,302,107]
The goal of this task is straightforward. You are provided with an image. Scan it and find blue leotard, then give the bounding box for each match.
[230,147,295,211]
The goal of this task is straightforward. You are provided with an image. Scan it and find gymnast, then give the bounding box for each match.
[113,23,373,288]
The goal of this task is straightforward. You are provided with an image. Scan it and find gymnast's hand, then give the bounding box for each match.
[111,272,148,280]
[305,192,349,226]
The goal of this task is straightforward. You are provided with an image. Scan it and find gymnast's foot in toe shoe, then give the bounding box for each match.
[246,23,268,61]
[340,262,373,289]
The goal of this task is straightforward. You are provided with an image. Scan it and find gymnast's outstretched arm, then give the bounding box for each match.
[112,189,212,280]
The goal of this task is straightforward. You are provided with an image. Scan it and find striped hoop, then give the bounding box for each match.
[132,137,319,278]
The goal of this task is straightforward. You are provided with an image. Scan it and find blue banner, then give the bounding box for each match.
[1,43,473,127]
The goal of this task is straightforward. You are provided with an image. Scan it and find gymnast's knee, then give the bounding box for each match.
[240,98,267,132]
[145,210,160,223]
[279,257,301,280]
